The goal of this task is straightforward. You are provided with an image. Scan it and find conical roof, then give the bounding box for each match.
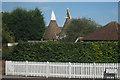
[44,10,60,40]
[59,8,72,37]
[83,21,120,41]
[51,10,56,20]
[65,8,72,21]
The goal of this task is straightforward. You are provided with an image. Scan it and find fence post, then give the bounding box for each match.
[69,62,71,78]
[118,63,120,79]
[46,61,49,78]
[5,61,8,75]
[93,63,96,80]
[8,61,12,75]
[74,63,75,78]
[26,61,28,77]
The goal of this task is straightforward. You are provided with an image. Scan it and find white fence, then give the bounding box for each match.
[6,61,120,79]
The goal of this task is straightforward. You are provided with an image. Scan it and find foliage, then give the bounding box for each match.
[0,13,1,26]
[0,13,1,59]
[2,44,15,60]
[6,41,119,63]
[2,8,45,42]
[62,18,102,42]
[2,23,15,60]
[2,24,15,43]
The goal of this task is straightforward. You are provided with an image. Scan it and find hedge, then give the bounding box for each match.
[7,41,119,63]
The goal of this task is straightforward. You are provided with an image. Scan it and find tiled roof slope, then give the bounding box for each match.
[44,10,60,40]
[59,8,72,37]
[83,21,120,41]
[44,20,60,40]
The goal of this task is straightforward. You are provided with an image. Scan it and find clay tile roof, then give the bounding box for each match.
[44,20,60,40]
[83,21,120,41]
[59,8,72,37]
[59,20,71,37]
[44,10,60,40]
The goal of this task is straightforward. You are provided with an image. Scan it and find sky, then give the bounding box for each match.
[2,2,119,27]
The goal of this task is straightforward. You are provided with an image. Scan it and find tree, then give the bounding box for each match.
[0,13,2,48]
[2,24,15,60]
[62,17,102,42]
[2,24,15,43]
[2,8,45,42]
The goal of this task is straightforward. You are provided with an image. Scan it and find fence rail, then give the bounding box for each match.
[5,61,120,79]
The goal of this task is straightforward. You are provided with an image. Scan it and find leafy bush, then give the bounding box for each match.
[7,41,119,63]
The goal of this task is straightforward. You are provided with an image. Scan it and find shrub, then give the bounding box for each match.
[7,41,119,63]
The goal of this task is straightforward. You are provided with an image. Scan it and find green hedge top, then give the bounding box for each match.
[7,41,119,63]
